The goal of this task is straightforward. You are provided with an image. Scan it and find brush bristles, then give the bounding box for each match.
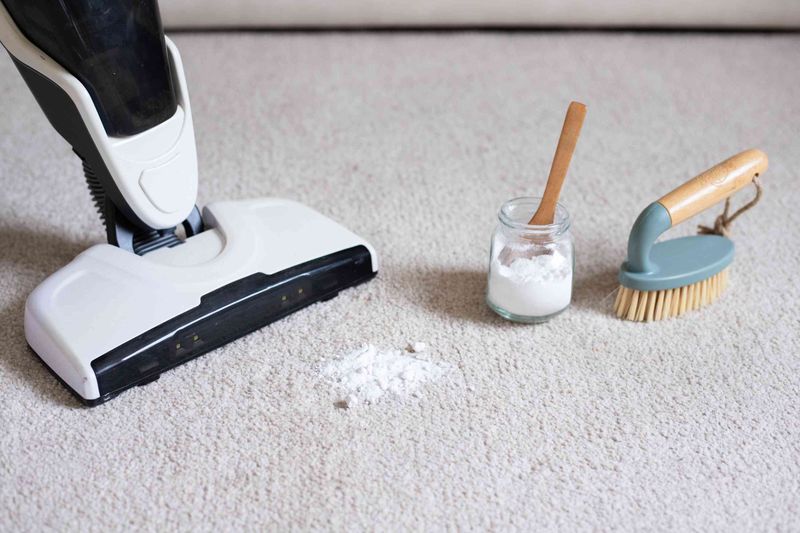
[614,268,729,322]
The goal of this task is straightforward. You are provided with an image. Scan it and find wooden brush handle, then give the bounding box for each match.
[658,149,768,226]
[529,101,587,225]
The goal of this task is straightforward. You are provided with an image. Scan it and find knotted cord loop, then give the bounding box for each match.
[697,176,762,237]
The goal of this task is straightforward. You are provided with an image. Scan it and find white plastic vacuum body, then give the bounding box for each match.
[0,1,378,404]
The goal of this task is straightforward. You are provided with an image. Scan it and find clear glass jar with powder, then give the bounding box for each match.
[486,197,574,323]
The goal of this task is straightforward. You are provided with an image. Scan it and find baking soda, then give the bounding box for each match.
[322,344,449,406]
[488,251,573,317]
[408,342,427,353]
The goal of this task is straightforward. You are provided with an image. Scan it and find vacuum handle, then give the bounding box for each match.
[1,0,176,136]
[657,149,768,226]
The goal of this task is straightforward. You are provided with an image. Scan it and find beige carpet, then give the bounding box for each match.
[1,32,799,531]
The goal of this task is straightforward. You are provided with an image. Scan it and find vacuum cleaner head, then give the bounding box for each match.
[1,1,379,403]
[26,199,378,405]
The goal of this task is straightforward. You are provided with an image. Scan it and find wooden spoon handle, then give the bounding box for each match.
[529,101,587,225]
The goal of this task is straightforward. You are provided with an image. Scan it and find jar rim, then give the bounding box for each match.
[498,196,571,234]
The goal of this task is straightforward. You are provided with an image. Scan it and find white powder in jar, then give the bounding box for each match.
[487,250,573,317]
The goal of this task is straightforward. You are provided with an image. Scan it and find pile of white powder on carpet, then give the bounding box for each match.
[487,250,573,317]
[321,344,449,406]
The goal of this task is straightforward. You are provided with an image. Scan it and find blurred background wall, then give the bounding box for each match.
[159,0,800,29]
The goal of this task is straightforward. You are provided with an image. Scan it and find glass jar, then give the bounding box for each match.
[486,196,574,323]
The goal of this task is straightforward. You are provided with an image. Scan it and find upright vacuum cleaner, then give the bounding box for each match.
[0,1,378,405]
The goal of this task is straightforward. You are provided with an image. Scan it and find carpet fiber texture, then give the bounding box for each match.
[1,32,799,531]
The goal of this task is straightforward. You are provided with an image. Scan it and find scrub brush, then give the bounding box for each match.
[614,149,767,322]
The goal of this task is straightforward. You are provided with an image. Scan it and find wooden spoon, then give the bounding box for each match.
[497,101,586,266]
[529,101,586,225]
